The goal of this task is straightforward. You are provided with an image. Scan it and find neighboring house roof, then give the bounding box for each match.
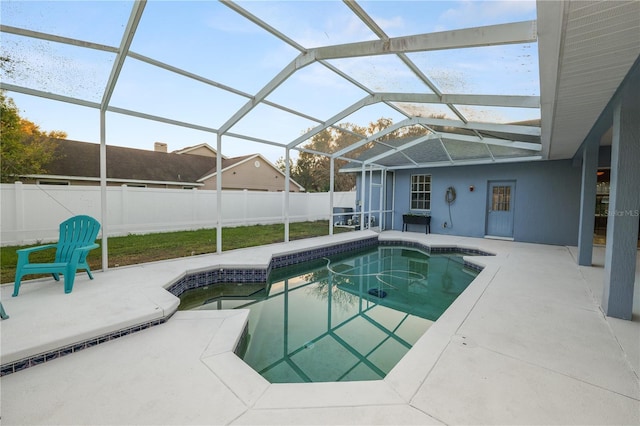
[34,139,214,185]
[198,153,306,191]
[25,139,305,190]
[172,143,228,159]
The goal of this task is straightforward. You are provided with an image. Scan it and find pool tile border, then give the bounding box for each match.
[166,236,379,298]
[1,317,168,377]
[167,236,491,298]
[378,240,492,273]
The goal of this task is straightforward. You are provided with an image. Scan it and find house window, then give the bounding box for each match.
[410,174,431,210]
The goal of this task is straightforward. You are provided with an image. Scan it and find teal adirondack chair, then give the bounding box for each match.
[13,215,101,296]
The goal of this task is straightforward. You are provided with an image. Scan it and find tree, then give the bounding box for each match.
[281,117,430,192]
[0,92,66,182]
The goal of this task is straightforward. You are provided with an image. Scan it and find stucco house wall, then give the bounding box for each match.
[200,158,302,192]
[357,159,582,246]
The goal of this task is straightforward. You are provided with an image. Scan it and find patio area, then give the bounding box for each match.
[1,231,638,425]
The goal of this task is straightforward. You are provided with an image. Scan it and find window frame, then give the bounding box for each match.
[409,174,431,211]
[491,185,511,212]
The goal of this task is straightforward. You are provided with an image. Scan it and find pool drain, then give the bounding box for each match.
[367,288,387,298]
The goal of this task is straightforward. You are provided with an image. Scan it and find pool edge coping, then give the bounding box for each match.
[1,231,497,390]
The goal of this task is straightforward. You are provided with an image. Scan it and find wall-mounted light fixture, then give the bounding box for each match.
[469,185,475,192]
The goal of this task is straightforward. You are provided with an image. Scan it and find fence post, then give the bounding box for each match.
[14,181,24,245]
[243,189,249,226]
[192,188,197,226]
[120,184,128,228]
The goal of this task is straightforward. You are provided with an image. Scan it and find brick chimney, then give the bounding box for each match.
[154,142,168,153]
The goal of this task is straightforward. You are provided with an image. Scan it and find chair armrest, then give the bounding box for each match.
[76,243,100,252]
[69,243,100,261]
[16,244,57,256]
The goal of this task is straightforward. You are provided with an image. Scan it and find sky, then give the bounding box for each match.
[1,0,539,164]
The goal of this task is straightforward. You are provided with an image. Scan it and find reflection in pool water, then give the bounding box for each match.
[181,246,478,383]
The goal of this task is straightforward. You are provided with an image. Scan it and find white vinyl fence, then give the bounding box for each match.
[0,183,356,246]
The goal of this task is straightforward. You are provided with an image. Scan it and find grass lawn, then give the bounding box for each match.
[1,221,352,285]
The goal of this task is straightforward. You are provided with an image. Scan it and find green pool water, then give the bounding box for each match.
[180,246,478,383]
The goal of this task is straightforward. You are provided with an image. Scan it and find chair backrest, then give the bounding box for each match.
[54,215,101,263]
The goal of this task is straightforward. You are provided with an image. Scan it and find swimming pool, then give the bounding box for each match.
[179,245,479,383]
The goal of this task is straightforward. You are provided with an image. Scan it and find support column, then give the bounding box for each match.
[329,158,335,235]
[14,181,24,245]
[577,139,599,265]
[216,134,222,254]
[602,88,640,320]
[284,149,290,242]
[360,164,366,230]
[99,110,108,271]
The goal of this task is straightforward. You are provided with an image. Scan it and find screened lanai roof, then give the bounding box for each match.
[1,1,639,170]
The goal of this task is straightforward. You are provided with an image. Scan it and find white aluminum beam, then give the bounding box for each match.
[313,21,537,60]
[107,106,219,133]
[221,1,306,52]
[221,1,378,141]
[0,28,326,130]
[386,92,540,108]
[128,51,252,98]
[231,20,536,141]
[0,83,100,109]
[101,1,146,109]
[337,121,539,170]
[438,131,541,151]
[339,155,544,172]
[290,91,539,151]
[333,116,540,161]
[486,143,496,161]
[287,94,381,148]
[332,117,421,158]
[343,0,385,38]
[0,24,118,53]
[364,134,438,165]
[128,51,324,125]
[218,52,316,134]
[97,0,146,272]
[536,0,566,160]
[216,134,222,254]
[439,138,455,164]
[342,2,477,125]
[443,93,539,108]
[224,132,286,148]
[386,156,544,170]
[411,116,541,136]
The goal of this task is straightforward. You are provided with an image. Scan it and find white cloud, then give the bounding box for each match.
[439,0,536,28]
[374,15,406,33]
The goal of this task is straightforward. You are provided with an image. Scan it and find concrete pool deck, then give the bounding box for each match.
[1,231,638,425]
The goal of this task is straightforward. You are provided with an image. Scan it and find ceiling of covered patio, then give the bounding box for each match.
[1,1,638,170]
